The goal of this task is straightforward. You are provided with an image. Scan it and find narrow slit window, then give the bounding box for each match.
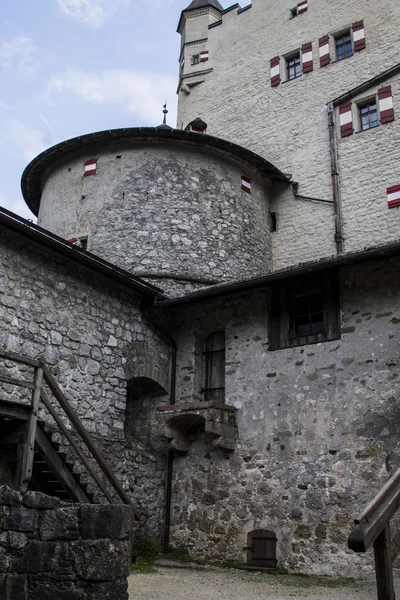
[204,331,225,404]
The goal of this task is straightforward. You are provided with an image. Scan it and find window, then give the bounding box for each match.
[78,237,88,250]
[204,331,225,403]
[270,271,340,350]
[192,54,200,65]
[287,53,302,80]
[359,101,379,131]
[335,31,353,60]
[270,212,277,232]
[290,7,297,18]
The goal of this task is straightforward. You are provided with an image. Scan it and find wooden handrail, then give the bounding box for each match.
[0,349,138,516]
[348,468,400,600]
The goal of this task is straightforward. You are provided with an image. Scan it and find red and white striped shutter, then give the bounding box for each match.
[302,42,313,73]
[378,86,395,124]
[352,20,366,52]
[200,51,209,62]
[270,56,280,87]
[339,101,353,137]
[191,126,204,133]
[319,35,330,67]
[387,185,400,209]
[84,159,97,177]
[297,0,308,14]
[241,176,251,193]
[67,238,78,245]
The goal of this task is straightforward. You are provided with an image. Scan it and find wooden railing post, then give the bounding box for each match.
[19,366,43,492]
[374,525,396,600]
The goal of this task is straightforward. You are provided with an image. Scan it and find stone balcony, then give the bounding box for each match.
[157,402,238,453]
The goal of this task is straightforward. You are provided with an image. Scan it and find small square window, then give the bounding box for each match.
[359,101,379,131]
[270,271,340,350]
[290,7,298,18]
[287,53,302,80]
[335,32,353,61]
[192,55,200,65]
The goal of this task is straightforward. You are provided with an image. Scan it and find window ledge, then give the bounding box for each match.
[355,125,380,135]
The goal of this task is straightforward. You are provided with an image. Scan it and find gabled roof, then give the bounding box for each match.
[183,0,223,10]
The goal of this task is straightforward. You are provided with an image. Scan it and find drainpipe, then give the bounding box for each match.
[143,308,176,551]
[328,101,344,255]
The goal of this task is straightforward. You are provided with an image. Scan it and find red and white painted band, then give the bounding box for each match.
[379,97,394,112]
[339,111,352,126]
[302,51,312,63]
[353,28,365,42]
[241,178,251,191]
[319,43,329,57]
[271,65,280,78]
[298,1,308,11]
[84,164,96,172]
[387,186,400,201]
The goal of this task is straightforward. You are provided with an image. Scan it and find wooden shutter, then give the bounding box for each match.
[339,100,353,137]
[270,56,280,87]
[319,35,330,67]
[84,159,97,177]
[379,86,395,124]
[200,51,209,62]
[352,20,366,52]
[302,42,313,73]
[297,0,308,14]
[387,185,400,209]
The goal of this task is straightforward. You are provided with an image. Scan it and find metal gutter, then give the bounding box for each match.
[292,182,334,204]
[331,62,400,107]
[0,207,167,302]
[154,240,400,307]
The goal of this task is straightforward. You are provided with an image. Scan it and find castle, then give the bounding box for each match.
[0,0,400,578]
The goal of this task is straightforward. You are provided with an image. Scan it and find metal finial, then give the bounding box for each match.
[163,103,168,125]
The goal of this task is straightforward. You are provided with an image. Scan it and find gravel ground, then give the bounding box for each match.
[128,566,400,599]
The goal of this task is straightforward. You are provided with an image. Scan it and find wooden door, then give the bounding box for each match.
[247,529,277,568]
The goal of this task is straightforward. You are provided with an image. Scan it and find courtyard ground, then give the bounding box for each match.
[128,565,400,599]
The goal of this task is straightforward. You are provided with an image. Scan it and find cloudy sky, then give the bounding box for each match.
[1,0,227,220]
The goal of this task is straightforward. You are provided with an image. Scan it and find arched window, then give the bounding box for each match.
[204,331,225,403]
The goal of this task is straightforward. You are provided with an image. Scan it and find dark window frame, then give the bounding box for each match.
[191,54,200,65]
[358,99,379,131]
[270,270,340,350]
[335,31,353,61]
[286,53,302,80]
[203,331,225,404]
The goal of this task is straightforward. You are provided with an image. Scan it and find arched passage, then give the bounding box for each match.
[124,376,168,449]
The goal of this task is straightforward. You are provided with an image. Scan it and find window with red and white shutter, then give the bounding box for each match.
[339,101,353,137]
[319,36,330,67]
[378,86,395,124]
[352,20,366,52]
[302,43,313,73]
[270,56,280,87]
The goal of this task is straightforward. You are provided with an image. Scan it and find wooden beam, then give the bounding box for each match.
[35,426,91,503]
[0,400,30,421]
[20,367,43,492]
[0,350,40,368]
[42,366,138,516]
[0,374,35,390]
[373,526,396,600]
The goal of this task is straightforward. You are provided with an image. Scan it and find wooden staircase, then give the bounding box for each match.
[0,350,137,516]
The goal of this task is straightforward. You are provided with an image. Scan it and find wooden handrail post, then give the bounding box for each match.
[374,525,396,600]
[19,366,43,492]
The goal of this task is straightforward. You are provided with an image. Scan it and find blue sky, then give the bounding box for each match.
[1,0,219,220]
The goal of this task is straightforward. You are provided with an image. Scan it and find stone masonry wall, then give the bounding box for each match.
[37,140,273,295]
[0,225,168,541]
[177,0,400,267]
[167,256,400,577]
[0,486,131,600]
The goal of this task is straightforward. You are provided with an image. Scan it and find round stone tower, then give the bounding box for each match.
[22,126,287,295]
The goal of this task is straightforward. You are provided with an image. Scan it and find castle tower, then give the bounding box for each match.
[22,126,287,296]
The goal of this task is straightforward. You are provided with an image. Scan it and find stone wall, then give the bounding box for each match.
[177,0,400,267]
[0,486,131,600]
[36,139,273,295]
[0,225,168,541]
[164,256,400,577]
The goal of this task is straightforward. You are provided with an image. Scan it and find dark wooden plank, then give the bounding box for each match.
[20,367,43,492]
[0,400,30,421]
[374,526,396,600]
[0,374,35,390]
[35,426,91,503]
[42,366,138,515]
[0,350,39,368]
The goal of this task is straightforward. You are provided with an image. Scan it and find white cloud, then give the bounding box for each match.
[0,37,39,79]
[41,69,177,124]
[56,0,129,28]
[0,119,48,163]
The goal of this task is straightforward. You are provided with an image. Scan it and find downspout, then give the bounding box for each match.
[143,308,176,552]
[328,101,344,254]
